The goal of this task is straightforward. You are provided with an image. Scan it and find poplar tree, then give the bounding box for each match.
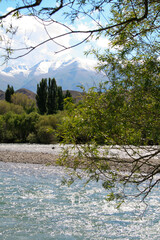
[5,85,14,103]
[47,78,58,114]
[36,78,47,115]
[57,86,64,111]
[64,90,72,99]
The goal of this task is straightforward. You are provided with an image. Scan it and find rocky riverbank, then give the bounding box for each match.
[0,144,159,174]
[0,151,59,165]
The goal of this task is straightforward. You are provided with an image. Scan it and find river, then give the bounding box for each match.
[0,144,160,239]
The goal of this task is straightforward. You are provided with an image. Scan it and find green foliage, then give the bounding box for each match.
[1,92,36,115]
[36,78,47,115]
[61,61,160,146]
[36,114,58,130]
[5,85,14,103]
[0,108,66,143]
[108,1,159,58]
[58,52,160,201]
[2,112,17,142]
[1,112,39,143]
[27,132,37,143]
[0,100,24,114]
[60,87,119,144]
[57,86,64,111]
[64,90,72,99]
[36,126,57,144]
[47,78,58,114]
[11,93,37,113]
[63,96,74,111]
[34,114,64,143]
[95,54,160,145]
[0,101,11,114]
[0,115,5,142]
[36,78,66,115]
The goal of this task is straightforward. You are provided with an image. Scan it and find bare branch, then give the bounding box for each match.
[0,0,157,60]
[0,0,43,20]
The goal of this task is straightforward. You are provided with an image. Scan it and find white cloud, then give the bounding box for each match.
[0,13,111,69]
[0,15,72,67]
[6,7,14,12]
[69,19,111,52]
[96,37,111,48]
[77,22,90,32]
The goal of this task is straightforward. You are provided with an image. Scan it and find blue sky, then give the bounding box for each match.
[0,1,111,69]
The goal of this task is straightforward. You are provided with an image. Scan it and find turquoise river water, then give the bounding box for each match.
[0,161,160,240]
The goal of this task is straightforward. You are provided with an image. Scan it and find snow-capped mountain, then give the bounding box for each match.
[0,58,106,92]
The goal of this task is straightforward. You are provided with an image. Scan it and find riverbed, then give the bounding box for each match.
[0,161,160,240]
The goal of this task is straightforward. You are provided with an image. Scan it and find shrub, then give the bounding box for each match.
[0,100,24,114]
[11,93,37,113]
[27,133,38,143]
[37,114,58,129]
[2,112,40,143]
[0,116,5,142]
[37,126,57,144]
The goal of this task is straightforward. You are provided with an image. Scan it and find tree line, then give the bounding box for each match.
[4,78,72,115]
[0,77,73,144]
[36,77,72,115]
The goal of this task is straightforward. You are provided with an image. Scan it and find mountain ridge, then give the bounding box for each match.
[0,88,83,101]
[0,58,106,92]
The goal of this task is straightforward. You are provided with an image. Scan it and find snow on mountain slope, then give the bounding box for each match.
[3,64,29,75]
[0,58,106,92]
[0,70,20,90]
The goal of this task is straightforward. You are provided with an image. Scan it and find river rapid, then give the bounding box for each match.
[0,144,160,239]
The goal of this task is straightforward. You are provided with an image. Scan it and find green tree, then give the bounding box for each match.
[63,90,73,108]
[0,116,5,142]
[47,78,58,114]
[11,92,36,113]
[64,90,72,99]
[36,78,47,115]
[57,86,64,111]
[36,77,64,114]
[5,85,14,103]
[59,55,160,202]
[28,114,60,144]
[2,112,39,143]
[0,100,24,114]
